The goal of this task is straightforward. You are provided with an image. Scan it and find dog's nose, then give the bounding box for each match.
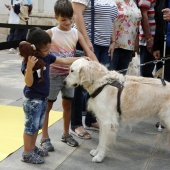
[63,80,66,86]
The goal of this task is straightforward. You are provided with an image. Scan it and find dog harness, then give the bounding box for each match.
[90,79,124,115]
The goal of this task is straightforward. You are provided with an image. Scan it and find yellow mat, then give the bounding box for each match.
[0,105,62,162]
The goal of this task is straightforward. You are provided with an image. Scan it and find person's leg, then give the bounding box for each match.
[62,98,72,136]
[41,76,59,151]
[109,48,120,70]
[164,58,170,82]
[14,28,28,41]
[71,86,84,128]
[60,77,78,146]
[98,46,110,68]
[23,132,37,154]
[41,101,53,138]
[71,86,91,139]
[22,98,47,164]
[7,28,15,42]
[70,50,91,139]
[116,49,133,75]
[140,45,155,77]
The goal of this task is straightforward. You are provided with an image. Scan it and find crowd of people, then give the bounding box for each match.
[7,0,170,164]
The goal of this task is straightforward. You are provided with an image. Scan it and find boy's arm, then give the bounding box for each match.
[24,56,38,87]
[46,29,52,38]
[54,57,83,65]
[78,31,98,62]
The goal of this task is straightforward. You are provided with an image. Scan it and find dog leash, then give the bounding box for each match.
[118,56,170,86]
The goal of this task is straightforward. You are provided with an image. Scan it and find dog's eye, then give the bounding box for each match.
[71,70,74,72]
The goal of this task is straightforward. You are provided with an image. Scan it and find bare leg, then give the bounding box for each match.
[62,99,72,135]
[42,102,53,138]
[23,131,38,154]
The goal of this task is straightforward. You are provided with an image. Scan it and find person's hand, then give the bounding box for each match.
[83,56,92,61]
[146,37,154,53]
[162,8,170,21]
[108,42,115,60]
[153,50,160,60]
[27,56,38,70]
[85,39,94,52]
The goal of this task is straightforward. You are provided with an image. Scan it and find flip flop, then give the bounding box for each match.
[70,127,91,139]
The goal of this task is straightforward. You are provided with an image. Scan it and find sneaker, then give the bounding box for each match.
[61,134,79,147]
[8,48,17,54]
[22,150,44,164]
[34,146,48,157]
[40,138,54,152]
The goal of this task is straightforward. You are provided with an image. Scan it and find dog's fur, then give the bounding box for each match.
[64,58,170,163]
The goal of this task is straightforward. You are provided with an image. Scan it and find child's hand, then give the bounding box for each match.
[83,56,92,61]
[27,56,38,70]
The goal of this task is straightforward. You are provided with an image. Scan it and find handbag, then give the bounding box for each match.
[8,8,20,24]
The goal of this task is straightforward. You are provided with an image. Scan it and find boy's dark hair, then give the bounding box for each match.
[54,0,73,17]
[26,27,51,50]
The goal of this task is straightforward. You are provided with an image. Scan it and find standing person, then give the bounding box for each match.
[21,27,89,164]
[109,0,141,75]
[70,0,118,139]
[153,0,170,81]
[5,0,32,54]
[138,0,156,77]
[40,0,98,151]
[153,0,170,131]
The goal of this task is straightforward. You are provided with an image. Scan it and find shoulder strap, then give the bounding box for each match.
[91,0,94,44]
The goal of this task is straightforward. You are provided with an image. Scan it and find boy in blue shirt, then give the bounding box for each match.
[21,27,86,164]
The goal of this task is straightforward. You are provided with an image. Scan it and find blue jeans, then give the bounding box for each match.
[140,46,155,77]
[93,44,110,67]
[109,48,133,75]
[23,97,47,135]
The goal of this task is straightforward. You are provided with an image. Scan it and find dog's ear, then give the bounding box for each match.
[79,65,91,85]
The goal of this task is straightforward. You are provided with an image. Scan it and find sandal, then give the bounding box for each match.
[34,146,48,157]
[22,150,44,164]
[40,138,54,152]
[70,126,91,139]
[61,134,79,147]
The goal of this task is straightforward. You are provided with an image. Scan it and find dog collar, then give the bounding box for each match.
[90,80,123,115]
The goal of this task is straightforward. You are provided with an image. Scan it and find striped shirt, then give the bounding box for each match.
[72,0,118,47]
[138,0,156,46]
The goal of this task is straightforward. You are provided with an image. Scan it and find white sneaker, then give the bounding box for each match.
[8,48,17,54]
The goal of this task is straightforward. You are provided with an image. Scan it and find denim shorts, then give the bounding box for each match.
[48,75,74,102]
[23,97,48,135]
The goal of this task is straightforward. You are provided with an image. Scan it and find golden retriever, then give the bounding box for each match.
[64,58,170,163]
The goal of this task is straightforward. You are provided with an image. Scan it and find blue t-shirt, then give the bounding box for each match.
[21,53,56,99]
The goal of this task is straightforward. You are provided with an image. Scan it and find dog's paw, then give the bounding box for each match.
[92,155,104,163]
[90,149,98,157]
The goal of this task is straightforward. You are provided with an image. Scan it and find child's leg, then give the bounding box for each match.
[23,131,38,154]
[42,101,54,138]
[62,99,72,135]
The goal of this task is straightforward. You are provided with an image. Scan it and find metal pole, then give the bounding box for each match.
[162,35,166,79]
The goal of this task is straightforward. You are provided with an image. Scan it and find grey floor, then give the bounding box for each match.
[0,49,170,170]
